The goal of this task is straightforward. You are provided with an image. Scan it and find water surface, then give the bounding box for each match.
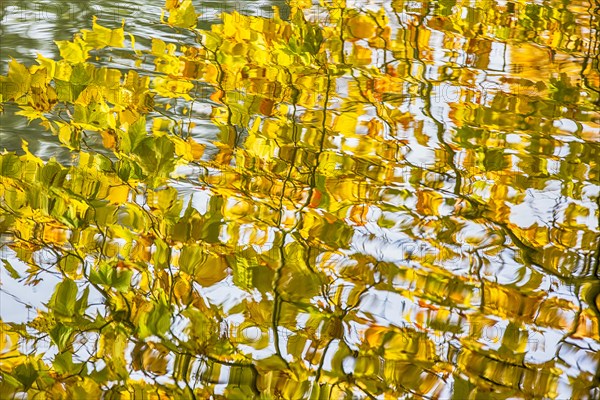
[0,0,599,398]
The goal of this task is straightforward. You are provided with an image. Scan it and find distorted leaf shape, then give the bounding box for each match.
[164,0,198,28]
[0,59,31,101]
[82,17,125,49]
[55,38,89,64]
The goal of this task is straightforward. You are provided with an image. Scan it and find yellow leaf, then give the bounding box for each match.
[164,0,197,28]
[82,16,125,49]
[100,129,117,150]
[173,137,205,161]
[21,140,43,166]
[43,222,69,245]
[348,204,369,226]
[289,0,312,9]
[0,59,31,101]
[384,331,435,362]
[203,63,220,84]
[15,107,45,121]
[54,60,73,81]
[73,100,115,131]
[141,344,169,375]
[34,54,56,83]
[350,43,373,65]
[346,15,376,40]
[55,37,89,63]
[173,276,191,304]
[365,325,387,348]
[29,84,58,112]
[196,253,228,286]
[152,77,194,100]
[223,197,252,221]
[416,189,443,216]
[189,138,205,159]
[334,112,357,134]
[151,38,167,55]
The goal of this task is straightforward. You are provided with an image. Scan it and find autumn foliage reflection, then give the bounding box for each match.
[1,0,599,398]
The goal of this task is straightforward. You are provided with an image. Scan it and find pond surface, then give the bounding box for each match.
[0,0,599,398]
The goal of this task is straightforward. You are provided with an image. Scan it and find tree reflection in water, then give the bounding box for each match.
[0,0,599,398]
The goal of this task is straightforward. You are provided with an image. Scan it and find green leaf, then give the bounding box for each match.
[2,259,21,280]
[53,351,78,375]
[49,278,78,317]
[59,254,81,277]
[178,244,203,275]
[482,148,507,172]
[0,153,21,178]
[75,286,90,316]
[152,238,171,269]
[50,323,74,351]
[256,355,288,371]
[121,117,148,153]
[139,293,171,339]
[112,269,132,292]
[90,262,131,292]
[134,135,175,187]
[14,363,39,390]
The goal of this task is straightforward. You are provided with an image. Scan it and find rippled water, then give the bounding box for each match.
[0,0,289,159]
[1,0,599,398]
